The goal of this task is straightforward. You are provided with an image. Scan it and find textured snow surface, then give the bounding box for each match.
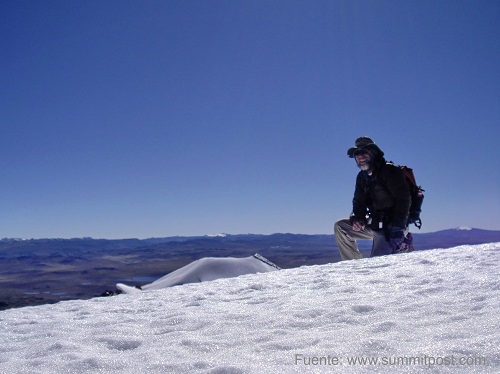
[1,243,499,373]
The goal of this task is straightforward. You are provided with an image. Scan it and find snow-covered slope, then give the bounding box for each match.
[117,254,280,294]
[1,243,499,373]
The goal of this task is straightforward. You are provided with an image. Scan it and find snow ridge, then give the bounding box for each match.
[117,254,280,293]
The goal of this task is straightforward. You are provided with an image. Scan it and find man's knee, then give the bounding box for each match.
[334,218,350,232]
[334,220,341,233]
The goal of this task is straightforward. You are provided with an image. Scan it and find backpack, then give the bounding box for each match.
[399,165,425,229]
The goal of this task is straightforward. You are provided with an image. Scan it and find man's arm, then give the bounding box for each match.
[351,172,368,226]
[383,165,411,228]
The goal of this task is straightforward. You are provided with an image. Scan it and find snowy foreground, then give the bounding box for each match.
[1,244,499,374]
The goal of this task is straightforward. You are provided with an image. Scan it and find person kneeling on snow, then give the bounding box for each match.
[334,137,413,260]
[115,254,281,294]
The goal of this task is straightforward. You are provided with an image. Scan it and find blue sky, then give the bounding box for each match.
[1,0,499,239]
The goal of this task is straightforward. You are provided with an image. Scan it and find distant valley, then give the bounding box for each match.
[1,228,499,310]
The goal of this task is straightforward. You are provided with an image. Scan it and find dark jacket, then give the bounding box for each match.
[351,157,411,231]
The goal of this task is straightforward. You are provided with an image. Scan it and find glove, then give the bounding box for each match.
[389,226,405,252]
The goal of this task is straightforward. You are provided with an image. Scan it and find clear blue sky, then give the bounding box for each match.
[1,0,499,239]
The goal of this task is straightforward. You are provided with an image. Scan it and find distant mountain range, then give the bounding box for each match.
[1,228,499,310]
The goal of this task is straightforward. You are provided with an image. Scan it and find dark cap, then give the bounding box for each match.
[347,136,384,158]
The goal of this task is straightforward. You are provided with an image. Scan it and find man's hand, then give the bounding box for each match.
[352,219,366,232]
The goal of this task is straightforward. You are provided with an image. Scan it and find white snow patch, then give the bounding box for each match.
[1,243,499,373]
[117,255,280,293]
[456,226,473,230]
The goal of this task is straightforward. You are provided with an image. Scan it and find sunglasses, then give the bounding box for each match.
[353,148,369,156]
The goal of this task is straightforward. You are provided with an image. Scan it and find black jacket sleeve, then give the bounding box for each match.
[378,164,411,228]
[351,172,368,222]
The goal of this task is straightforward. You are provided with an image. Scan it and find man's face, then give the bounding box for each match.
[354,150,372,172]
